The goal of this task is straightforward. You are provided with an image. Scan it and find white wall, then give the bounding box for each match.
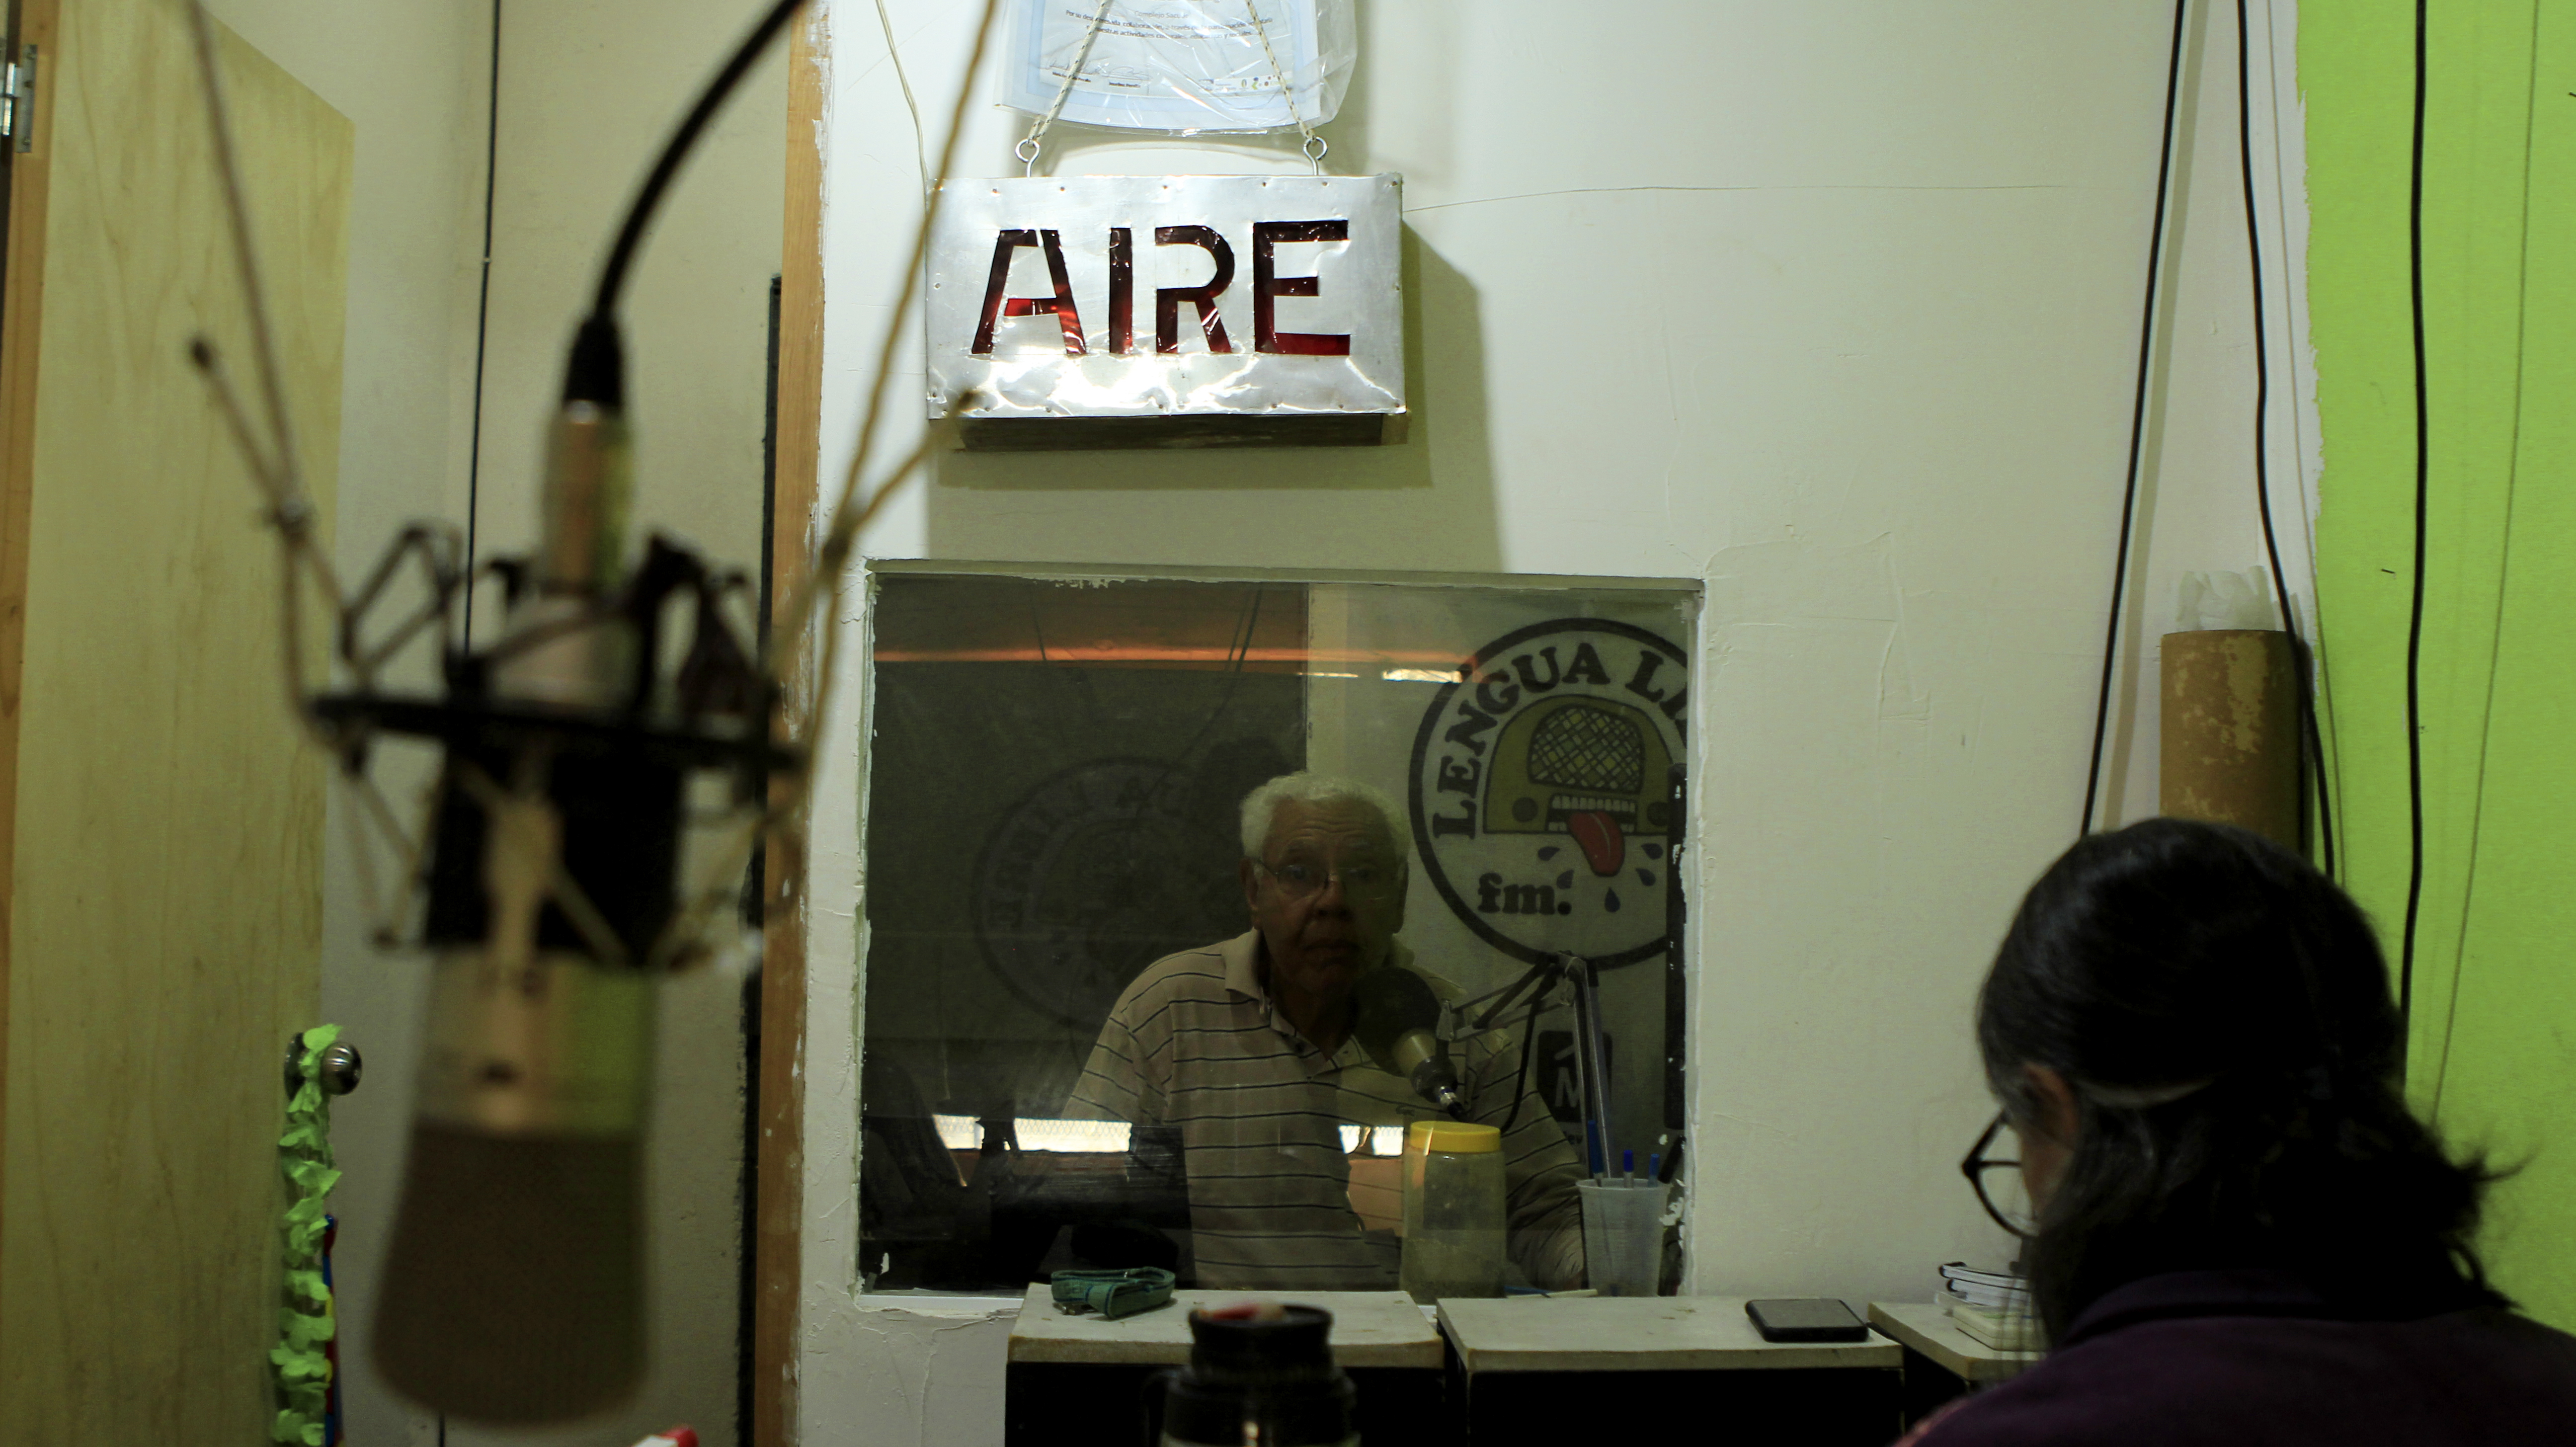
[799,2,2320,1443]
[2092,0,2321,827]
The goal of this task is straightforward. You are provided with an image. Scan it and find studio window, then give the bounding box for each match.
[856,568,1695,1294]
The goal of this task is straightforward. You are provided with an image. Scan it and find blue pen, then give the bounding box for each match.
[1649,1152,1663,1182]
[1622,1148,1635,1182]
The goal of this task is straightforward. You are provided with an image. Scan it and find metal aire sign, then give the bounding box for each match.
[967,219,1352,358]
[926,174,1405,448]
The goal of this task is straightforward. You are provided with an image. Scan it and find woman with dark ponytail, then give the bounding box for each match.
[1909,818,2576,1446]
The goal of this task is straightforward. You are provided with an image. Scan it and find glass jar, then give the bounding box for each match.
[1399,1120,1505,1303]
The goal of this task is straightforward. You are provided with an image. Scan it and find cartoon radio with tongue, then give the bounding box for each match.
[1482,697,1675,875]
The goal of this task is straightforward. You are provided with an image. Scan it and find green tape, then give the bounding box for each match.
[273,1025,340,1445]
[1050,1267,1177,1320]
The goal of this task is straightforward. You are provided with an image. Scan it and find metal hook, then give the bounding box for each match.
[1016,135,1042,178]
[283,1034,364,1098]
[1303,133,1328,175]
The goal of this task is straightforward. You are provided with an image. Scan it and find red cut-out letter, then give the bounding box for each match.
[970,228,1086,356]
[1252,219,1350,356]
[1108,226,1134,355]
[1154,225,1235,354]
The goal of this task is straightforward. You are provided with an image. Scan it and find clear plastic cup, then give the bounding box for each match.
[1578,1180,1668,1296]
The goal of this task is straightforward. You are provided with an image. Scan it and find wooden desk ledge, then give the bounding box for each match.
[1865,1301,2040,1384]
[1006,1285,1444,1368]
[1438,1297,1904,1374]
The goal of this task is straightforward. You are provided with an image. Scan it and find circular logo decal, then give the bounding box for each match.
[975,758,1244,1027]
[1406,619,1687,968]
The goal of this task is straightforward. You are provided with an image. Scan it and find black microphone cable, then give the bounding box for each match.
[2398,0,2431,1028]
[2234,0,2339,882]
[562,0,808,409]
[594,0,806,321]
[2081,0,2191,838]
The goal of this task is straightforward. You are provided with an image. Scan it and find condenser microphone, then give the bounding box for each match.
[1355,965,1465,1118]
[357,0,812,1421]
[373,320,672,1424]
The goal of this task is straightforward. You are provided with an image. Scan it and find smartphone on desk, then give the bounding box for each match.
[1746,1298,1869,1342]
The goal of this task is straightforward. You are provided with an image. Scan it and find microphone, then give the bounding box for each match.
[372,322,670,1424]
[315,3,805,1421]
[1355,965,1466,1118]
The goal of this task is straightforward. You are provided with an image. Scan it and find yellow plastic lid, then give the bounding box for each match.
[1406,1120,1501,1154]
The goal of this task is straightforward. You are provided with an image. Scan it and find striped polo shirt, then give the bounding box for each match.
[1068,931,1587,1291]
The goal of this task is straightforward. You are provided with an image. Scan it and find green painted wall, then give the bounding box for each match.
[2304,0,2575,1327]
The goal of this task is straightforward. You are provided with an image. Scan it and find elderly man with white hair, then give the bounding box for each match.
[1068,771,1587,1291]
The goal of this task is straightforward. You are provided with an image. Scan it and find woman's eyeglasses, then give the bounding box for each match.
[1961,1111,2035,1239]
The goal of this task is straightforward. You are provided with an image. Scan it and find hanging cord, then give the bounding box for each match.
[1018,0,1117,176]
[181,1,345,751]
[2079,0,2190,837]
[1241,0,1326,173]
[873,0,929,196]
[2233,0,2337,880]
[2399,0,2431,1026]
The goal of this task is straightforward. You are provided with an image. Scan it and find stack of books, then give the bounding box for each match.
[1936,1262,2038,1352]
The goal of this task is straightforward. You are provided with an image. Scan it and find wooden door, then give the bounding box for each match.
[0,2,350,1441]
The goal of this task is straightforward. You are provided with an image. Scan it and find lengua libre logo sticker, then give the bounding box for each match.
[1407,619,1687,967]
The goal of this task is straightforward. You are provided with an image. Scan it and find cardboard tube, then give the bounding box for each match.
[2160,629,2299,850]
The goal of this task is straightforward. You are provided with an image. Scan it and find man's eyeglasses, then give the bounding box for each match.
[1252,858,1401,903]
[1961,1111,2035,1239]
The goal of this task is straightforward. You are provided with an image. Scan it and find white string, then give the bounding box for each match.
[1241,0,1325,173]
[1020,0,1327,175]
[1018,0,1117,176]
[872,0,929,197]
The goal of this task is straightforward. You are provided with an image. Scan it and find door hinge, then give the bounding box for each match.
[1,45,35,152]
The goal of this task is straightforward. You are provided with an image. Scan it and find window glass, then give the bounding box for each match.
[858,570,1695,1293]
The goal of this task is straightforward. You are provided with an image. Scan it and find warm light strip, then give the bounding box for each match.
[1336,1124,1411,1156]
[932,1114,1133,1153]
[874,646,1469,669]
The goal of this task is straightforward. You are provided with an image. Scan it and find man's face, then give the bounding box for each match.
[1241,799,1409,1004]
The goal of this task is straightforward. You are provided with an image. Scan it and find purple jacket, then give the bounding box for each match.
[1913,1269,2576,1446]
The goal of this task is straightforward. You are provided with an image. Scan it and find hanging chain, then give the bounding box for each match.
[1019,0,1117,176]
[1242,0,1325,173]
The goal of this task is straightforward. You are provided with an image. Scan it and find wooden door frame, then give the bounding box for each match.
[0,0,63,1295]
[755,10,825,1446]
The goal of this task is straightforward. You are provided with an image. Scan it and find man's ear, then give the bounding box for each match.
[1240,856,1261,915]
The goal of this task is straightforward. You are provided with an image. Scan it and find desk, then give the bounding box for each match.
[1003,1286,1443,1446]
[1865,1301,2039,1427]
[1437,1297,1902,1447]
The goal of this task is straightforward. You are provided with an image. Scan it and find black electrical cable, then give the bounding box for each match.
[1495,971,1549,1138]
[463,0,502,652]
[591,0,806,321]
[2233,0,2338,882]
[2081,0,2191,838]
[2400,0,2431,1025]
